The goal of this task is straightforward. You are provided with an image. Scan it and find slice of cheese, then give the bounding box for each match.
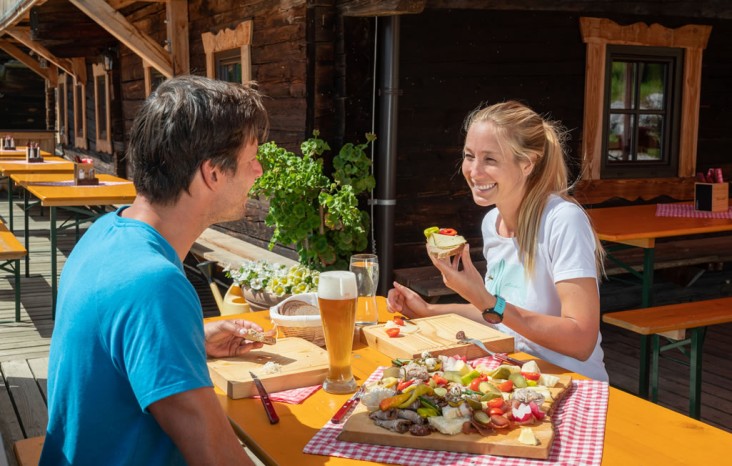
[429,233,466,248]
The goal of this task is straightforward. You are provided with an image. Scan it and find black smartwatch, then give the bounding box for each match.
[481,295,506,324]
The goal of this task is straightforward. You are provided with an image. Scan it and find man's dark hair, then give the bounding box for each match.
[126,75,269,204]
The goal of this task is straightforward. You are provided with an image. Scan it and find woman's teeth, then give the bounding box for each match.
[474,183,496,192]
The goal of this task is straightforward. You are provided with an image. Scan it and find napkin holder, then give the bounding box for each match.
[25,146,43,163]
[74,159,99,185]
[695,182,728,212]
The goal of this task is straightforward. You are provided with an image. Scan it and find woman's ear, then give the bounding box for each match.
[520,158,535,177]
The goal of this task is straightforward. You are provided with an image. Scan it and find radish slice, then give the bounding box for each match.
[512,403,533,423]
[529,401,546,420]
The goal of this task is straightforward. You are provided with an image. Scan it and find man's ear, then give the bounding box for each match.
[199,160,219,189]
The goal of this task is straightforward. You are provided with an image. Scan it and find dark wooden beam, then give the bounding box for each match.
[338,0,425,17]
[425,0,732,20]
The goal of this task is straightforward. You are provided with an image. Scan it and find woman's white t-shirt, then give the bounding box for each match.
[482,194,608,381]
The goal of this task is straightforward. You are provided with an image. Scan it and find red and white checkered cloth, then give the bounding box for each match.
[254,384,321,404]
[656,203,732,219]
[304,357,608,465]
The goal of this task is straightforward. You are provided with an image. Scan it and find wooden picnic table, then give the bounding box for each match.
[0,157,75,232]
[587,201,732,307]
[0,147,53,158]
[206,300,731,465]
[11,173,136,318]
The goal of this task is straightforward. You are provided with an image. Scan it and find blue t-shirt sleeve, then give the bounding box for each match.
[110,270,212,411]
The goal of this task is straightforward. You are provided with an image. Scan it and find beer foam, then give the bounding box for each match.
[318,271,358,300]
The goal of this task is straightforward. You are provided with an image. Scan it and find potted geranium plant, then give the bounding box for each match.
[252,131,376,271]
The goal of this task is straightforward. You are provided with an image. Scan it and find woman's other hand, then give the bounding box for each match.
[204,320,265,358]
[386,282,430,319]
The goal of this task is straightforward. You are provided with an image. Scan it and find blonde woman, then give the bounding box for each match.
[388,101,608,381]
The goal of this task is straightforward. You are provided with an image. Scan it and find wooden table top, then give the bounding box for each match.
[0,147,53,158]
[11,172,136,207]
[0,156,74,175]
[206,300,731,465]
[587,202,732,248]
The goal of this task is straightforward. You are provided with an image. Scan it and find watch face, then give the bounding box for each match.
[482,310,502,324]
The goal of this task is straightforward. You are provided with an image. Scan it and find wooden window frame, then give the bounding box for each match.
[57,73,68,145]
[201,20,252,83]
[92,63,112,153]
[576,17,711,203]
[601,46,684,179]
[143,60,166,97]
[72,76,87,150]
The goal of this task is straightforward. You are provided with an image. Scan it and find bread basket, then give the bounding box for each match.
[269,293,324,346]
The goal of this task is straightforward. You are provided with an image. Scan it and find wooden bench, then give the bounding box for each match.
[394,261,487,303]
[0,222,26,321]
[602,296,732,419]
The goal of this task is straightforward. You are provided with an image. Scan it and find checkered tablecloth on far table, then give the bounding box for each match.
[304,357,608,466]
[656,203,732,219]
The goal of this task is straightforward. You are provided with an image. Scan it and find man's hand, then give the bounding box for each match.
[204,320,267,358]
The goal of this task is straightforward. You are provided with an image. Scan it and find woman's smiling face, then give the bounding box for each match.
[461,121,532,210]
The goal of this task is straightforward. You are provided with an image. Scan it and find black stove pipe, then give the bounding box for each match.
[374,16,400,295]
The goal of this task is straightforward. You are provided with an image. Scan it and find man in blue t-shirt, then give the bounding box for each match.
[41,76,271,465]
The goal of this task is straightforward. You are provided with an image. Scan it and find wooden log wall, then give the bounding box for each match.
[382,8,731,269]
[0,54,45,130]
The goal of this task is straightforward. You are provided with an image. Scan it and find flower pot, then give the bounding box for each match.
[241,287,291,311]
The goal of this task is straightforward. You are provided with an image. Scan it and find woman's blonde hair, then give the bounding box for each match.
[464,100,605,276]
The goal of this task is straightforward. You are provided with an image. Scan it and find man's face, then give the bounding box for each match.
[217,140,262,222]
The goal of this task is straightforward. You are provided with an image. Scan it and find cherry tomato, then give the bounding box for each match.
[397,379,414,392]
[497,380,514,392]
[522,372,541,381]
[489,407,504,416]
[438,228,458,236]
[385,328,400,338]
[393,316,405,326]
[469,377,482,392]
[431,373,448,386]
[487,397,505,409]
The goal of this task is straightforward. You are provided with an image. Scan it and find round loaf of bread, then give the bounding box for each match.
[279,300,320,316]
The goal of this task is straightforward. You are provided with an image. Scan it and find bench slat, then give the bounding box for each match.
[602,297,732,335]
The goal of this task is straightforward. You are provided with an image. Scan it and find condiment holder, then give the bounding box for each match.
[2,135,15,150]
[25,142,43,163]
[695,168,728,212]
[74,157,99,185]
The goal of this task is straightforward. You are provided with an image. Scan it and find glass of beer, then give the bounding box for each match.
[349,254,379,326]
[318,270,359,394]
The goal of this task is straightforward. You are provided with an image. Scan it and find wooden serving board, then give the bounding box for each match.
[362,314,514,360]
[207,337,328,399]
[338,374,572,459]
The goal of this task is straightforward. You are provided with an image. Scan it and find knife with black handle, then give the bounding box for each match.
[249,371,279,424]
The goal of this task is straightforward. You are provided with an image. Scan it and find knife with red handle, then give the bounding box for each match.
[330,387,364,424]
[249,371,279,424]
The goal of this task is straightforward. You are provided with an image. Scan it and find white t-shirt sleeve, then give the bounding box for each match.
[544,201,598,283]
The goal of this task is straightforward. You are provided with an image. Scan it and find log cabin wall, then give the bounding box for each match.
[378,8,731,269]
[0,51,44,130]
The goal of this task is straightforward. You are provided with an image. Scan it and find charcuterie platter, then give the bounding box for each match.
[338,353,572,459]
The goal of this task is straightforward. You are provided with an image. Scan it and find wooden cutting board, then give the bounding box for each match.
[362,314,514,360]
[207,337,328,399]
[338,374,572,459]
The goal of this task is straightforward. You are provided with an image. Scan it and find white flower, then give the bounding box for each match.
[225,259,320,295]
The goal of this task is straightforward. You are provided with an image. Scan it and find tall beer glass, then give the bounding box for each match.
[349,254,379,326]
[318,271,358,394]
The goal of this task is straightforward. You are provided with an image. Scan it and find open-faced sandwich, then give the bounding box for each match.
[239,328,277,345]
[424,226,467,259]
